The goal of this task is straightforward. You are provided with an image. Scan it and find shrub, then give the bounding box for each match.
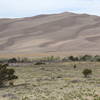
[8,58,17,63]
[80,55,93,61]
[34,62,45,65]
[68,56,79,61]
[82,69,92,78]
[73,64,77,69]
[0,64,18,87]
[68,56,75,61]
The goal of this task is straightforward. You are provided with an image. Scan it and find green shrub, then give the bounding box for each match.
[8,58,17,63]
[0,64,18,87]
[80,55,93,61]
[82,69,92,78]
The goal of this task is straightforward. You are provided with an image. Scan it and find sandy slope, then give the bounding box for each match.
[0,12,100,57]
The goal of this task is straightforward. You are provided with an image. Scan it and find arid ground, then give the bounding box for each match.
[0,62,100,100]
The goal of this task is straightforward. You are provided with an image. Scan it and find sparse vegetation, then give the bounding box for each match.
[1,55,100,64]
[0,57,100,100]
[0,64,18,87]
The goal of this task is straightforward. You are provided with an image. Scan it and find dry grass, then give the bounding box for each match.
[0,62,100,100]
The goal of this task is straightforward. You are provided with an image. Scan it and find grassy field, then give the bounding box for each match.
[0,62,100,100]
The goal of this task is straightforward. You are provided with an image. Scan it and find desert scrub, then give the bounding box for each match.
[82,69,92,78]
[0,62,99,100]
[0,64,18,87]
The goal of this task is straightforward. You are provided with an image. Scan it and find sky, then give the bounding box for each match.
[0,0,100,18]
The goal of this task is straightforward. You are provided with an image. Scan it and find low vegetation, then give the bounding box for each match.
[0,60,99,100]
[0,64,18,87]
[1,55,100,64]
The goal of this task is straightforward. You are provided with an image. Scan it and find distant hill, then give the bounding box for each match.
[0,12,100,57]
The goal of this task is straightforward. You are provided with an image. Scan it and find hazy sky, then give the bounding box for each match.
[0,0,100,18]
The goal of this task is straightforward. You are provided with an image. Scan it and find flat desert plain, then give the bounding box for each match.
[0,62,100,100]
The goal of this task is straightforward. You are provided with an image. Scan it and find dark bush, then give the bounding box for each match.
[8,58,17,63]
[73,64,77,69]
[82,69,92,78]
[0,64,18,87]
[68,56,79,61]
[34,62,45,65]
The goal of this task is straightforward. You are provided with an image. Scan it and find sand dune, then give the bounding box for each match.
[0,12,100,57]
